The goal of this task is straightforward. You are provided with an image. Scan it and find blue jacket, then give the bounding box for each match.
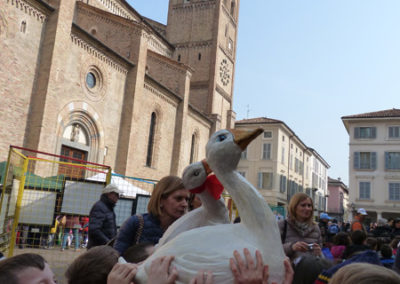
[114,213,163,255]
[88,194,117,249]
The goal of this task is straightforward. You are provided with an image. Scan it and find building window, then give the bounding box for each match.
[306,188,311,196]
[281,147,285,164]
[389,126,400,138]
[20,20,27,33]
[389,183,400,201]
[354,127,376,139]
[354,152,377,170]
[146,112,156,167]
[230,0,235,16]
[177,54,181,62]
[86,72,96,89]
[263,131,272,138]
[241,149,247,159]
[262,143,271,160]
[198,53,202,60]
[359,181,371,200]
[282,136,285,142]
[258,172,273,189]
[228,38,233,52]
[279,175,287,193]
[385,152,400,170]
[189,134,196,164]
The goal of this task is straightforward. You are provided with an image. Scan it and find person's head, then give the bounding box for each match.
[334,232,351,246]
[188,193,202,211]
[380,244,392,259]
[389,237,400,249]
[102,184,121,204]
[0,253,56,284]
[387,218,394,227]
[65,245,119,284]
[292,255,333,284]
[147,175,189,220]
[394,218,400,229]
[351,230,367,245]
[329,263,400,284]
[319,212,331,223]
[366,237,378,251]
[356,208,368,222]
[288,193,314,223]
[123,243,155,263]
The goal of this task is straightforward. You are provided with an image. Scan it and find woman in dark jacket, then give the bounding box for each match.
[278,192,322,261]
[87,184,120,249]
[114,176,189,255]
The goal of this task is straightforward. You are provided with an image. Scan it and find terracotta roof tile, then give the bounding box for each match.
[235,117,283,124]
[342,108,400,119]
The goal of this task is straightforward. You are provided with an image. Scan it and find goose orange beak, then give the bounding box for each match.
[201,159,212,175]
[231,128,263,151]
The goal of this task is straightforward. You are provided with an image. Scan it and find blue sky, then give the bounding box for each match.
[128,1,400,185]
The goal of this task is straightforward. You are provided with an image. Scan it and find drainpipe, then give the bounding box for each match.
[287,135,294,203]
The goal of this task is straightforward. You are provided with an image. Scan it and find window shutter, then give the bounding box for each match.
[354,127,360,139]
[385,152,390,169]
[389,127,394,138]
[267,173,273,188]
[258,173,263,188]
[371,127,377,138]
[354,152,360,169]
[371,152,377,170]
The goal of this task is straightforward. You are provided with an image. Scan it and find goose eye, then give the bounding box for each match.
[193,170,200,176]
[217,134,227,142]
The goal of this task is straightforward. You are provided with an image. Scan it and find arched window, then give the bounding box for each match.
[231,1,235,16]
[198,53,202,61]
[178,54,181,62]
[20,20,26,33]
[146,112,156,167]
[190,134,196,163]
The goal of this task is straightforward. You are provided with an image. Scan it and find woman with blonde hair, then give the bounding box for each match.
[329,262,400,284]
[114,176,189,255]
[278,192,322,261]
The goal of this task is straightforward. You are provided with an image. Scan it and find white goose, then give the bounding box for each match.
[135,128,285,284]
[156,160,230,248]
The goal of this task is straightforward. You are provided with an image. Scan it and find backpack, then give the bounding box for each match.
[328,224,339,234]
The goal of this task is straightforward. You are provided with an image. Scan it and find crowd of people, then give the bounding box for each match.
[2,181,400,283]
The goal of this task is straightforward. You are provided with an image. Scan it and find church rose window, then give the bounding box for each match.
[86,72,96,88]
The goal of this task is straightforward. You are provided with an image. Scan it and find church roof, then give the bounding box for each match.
[236,117,283,124]
[341,108,400,119]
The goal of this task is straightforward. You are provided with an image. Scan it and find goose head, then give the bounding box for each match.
[206,128,263,172]
[182,160,212,190]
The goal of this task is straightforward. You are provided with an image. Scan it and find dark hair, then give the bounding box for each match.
[351,230,367,245]
[334,232,350,246]
[366,237,378,250]
[292,255,333,284]
[0,253,47,284]
[65,245,119,284]
[123,243,154,263]
[390,237,400,249]
[381,244,393,259]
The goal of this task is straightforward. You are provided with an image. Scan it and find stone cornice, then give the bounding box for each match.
[7,0,54,23]
[144,76,181,108]
[221,3,237,28]
[188,104,212,128]
[147,50,193,75]
[71,23,134,74]
[76,2,143,36]
[171,1,216,11]
[175,40,213,49]
[215,84,232,103]
[94,0,134,21]
[190,80,209,89]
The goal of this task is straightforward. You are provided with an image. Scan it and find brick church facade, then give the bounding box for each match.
[0,0,239,180]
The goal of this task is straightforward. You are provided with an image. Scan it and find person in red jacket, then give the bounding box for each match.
[351,208,368,233]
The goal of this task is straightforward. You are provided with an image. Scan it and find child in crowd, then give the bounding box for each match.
[343,230,369,259]
[380,244,395,269]
[0,253,57,284]
[366,237,378,251]
[330,232,351,264]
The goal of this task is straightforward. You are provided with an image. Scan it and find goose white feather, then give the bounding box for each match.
[135,129,285,283]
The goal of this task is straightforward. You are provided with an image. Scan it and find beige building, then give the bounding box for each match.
[0,0,239,180]
[235,117,329,215]
[342,108,400,221]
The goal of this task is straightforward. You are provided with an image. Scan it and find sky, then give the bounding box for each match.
[128,0,400,185]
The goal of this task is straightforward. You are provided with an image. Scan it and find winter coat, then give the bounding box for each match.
[88,194,117,249]
[114,213,163,255]
[278,218,322,260]
[331,245,346,262]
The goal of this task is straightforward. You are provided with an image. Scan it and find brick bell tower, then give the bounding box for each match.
[166,0,239,131]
